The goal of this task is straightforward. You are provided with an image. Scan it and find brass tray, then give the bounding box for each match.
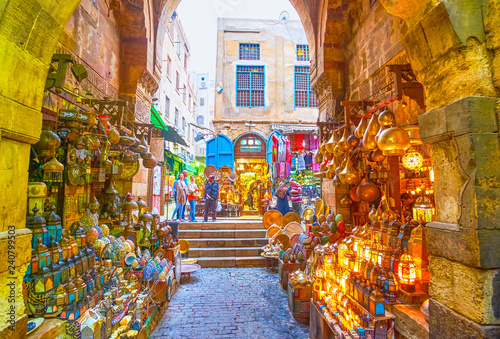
[283,212,301,226]
[315,198,325,217]
[204,164,216,179]
[275,234,290,250]
[263,210,284,229]
[302,207,314,222]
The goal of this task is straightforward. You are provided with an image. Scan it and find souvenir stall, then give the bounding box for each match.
[24,55,181,338]
[267,129,321,203]
[233,133,272,215]
[303,66,432,338]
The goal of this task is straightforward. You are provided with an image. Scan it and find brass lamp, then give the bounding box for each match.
[377,126,411,156]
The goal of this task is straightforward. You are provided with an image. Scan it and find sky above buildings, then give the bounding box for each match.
[176,0,301,78]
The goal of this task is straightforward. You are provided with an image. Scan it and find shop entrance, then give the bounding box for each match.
[234,133,271,215]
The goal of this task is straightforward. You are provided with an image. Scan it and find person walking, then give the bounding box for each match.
[187,175,199,222]
[204,175,219,222]
[173,173,187,221]
[289,179,303,216]
[275,181,290,216]
[180,170,189,220]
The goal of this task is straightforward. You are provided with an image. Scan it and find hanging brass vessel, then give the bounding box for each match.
[325,132,338,154]
[378,127,411,156]
[378,109,395,127]
[337,127,350,152]
[339,156,359,184]
[347,133,360,148]
[354,117,368,139]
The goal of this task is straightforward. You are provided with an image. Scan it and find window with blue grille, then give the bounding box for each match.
[297,45,309,61]
[239,43,260,60]
[294,66,318,108]
[236,66,265,107]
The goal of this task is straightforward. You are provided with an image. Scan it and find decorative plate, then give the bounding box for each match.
[203,164,216,179]
[302,208,314,222]
[263,210,284,229]
[27,318,44,335]
[315,199,325,217]
[212,169,223,181]
[283,222,303,237]
[283,212,301,226]
[275,234,290,250]
[266,225,282,240]
[120,160,140,180]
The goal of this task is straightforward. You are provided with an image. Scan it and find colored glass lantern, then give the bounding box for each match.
[80,247,88,274]
[365,260,374,281]
[43,202,62,242]
[384,271,398,302]
[397,217,414,251]
[402,147,424,170]
[370,240,379,264]
[75,275,87,302]
[71,221,87,248]
[60,232,76,280]
[46,236,62,288]
[66,279,78,304]
[27,205,48,247]
[390,248,402,273]
[363,239,372,262]
[368,217,381,243]
[388,216,402,249]
[34,238,53,293]
[73,248,83,276]
[398,249,416,292]
[413,192,433,223]
[370,263,385,290]
[382,245,392,272]
[380,217,391,246]
[42,156,64,183]
[27,249,38,277]
[86,245,95,270]
[369,289,385,317]
[408,222,430,282]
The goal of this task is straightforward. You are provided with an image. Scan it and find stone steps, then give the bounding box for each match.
[189,246,262,258]
[176,219,268,267]
[175,220,263,230]
[195,256,266,268]
[184,237,267,248]
[179,229,266,239]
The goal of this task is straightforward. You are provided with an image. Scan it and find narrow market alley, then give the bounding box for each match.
[151,268,309,339]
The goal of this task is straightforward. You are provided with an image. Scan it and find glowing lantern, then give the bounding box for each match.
[398,249,416,292]
[413,192,434,222]
[402,148,424,170]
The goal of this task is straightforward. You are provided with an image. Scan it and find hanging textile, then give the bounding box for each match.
[305,152,313,168]
[285,138,292,164]
[297,153,306,171]
[278,137,287,162]
[286,163,291,177]
[310,135,319,151]
[296,134,304,151]
[289,134,297,152]
[312,159,320,172]
[303,134,310,151]
[272,134,279,163]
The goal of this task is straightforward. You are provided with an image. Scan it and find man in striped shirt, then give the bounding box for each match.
[289,179,303,216]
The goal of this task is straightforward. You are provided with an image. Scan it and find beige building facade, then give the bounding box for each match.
[214,18,319,140]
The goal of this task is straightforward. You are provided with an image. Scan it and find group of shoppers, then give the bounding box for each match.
[274,178,303,216]
[172,170,220,223]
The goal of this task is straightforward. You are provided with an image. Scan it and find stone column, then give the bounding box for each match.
[393,1,500,337]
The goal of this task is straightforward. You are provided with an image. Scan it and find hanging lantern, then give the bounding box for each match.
[42,157,64,183]
[413,191,434,222]
[378,109,395,127]
[378,126,411,156]
[398,249,416,292]
[357,181,380,202]
[34,129,61,160]
[354,117,368,139]
[402,148,424,170]
[325,132,338,153]
[337,127,350,152]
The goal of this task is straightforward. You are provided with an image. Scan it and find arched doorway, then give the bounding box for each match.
[233,132,269,215]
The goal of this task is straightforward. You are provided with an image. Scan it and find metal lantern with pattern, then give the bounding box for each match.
[34,238,54,293]
[75,275,88,302]
[44,203,62,243]
[398,249,416,292]
[60,231,76,281]
[42,157,64,183]
[27,205,48,247]
[80,246,89,274]
[402,147,424,170]
[397,217,414,251]
[413,192,434,223]
[46,236,62,288]
[71,221,87,248]
[384,271,398,302]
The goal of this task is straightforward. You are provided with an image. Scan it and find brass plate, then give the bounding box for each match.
[204,164,216,179]
[318,214,327,224]
[120,160,140,180]
[289,233,301,247]
[302,208,314,222]
[283,222,303,237]
[179,239,190,254]
[315,199,325,217]
[212,169,223,181]
[325,205,330,216]
[266,225,282,240]
[283,212,301,226]
[275,234,290,250]
[263,210,283,229]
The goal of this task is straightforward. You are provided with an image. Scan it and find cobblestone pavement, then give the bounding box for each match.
[152,268,310,339]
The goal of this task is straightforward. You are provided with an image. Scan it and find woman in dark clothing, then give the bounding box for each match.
[275,182,290,215]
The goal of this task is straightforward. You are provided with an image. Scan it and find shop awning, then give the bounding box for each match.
[151,106,188,146]
[164,149,185,173]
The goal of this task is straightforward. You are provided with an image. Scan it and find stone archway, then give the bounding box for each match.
[0,1,320,336]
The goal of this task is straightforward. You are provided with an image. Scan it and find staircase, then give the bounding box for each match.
[178,219,268,267]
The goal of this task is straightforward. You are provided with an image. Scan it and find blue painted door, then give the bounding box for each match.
[266,131,283,165]
[206,134,234,171]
